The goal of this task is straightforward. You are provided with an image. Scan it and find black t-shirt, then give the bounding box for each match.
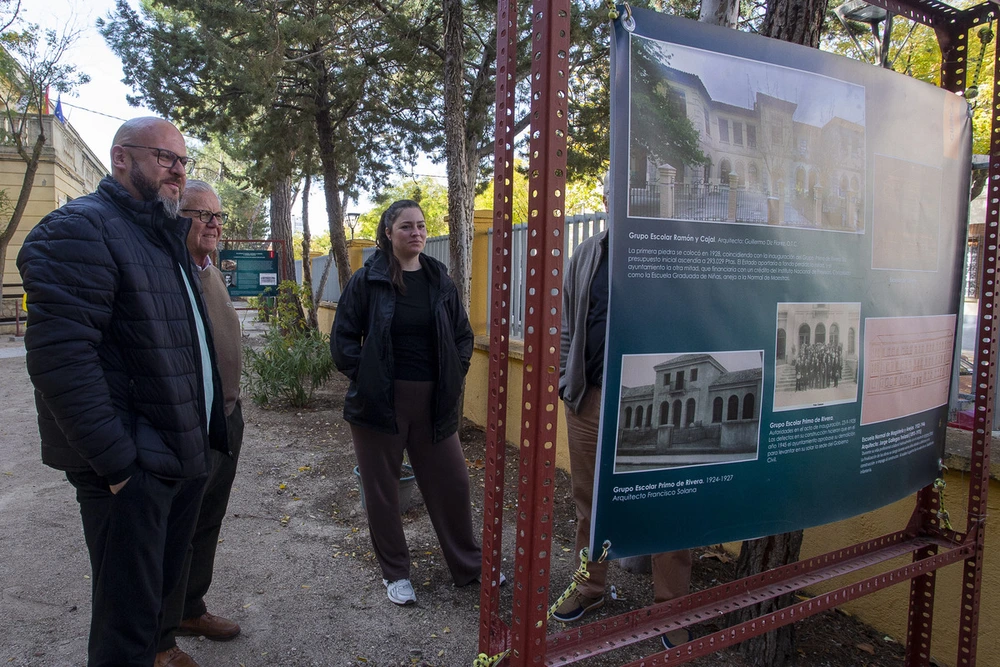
[584,237,609,388]
[392,268,437,381]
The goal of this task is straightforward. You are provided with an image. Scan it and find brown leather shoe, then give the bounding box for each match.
[176,611,241,641]
[154,646,200,667]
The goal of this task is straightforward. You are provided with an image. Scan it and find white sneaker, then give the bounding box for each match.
[383,578,417,605]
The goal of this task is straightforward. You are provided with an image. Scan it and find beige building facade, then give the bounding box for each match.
[1,115,106,331]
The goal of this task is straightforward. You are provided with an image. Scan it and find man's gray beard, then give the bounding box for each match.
[159,195,180,219]
[130,160,179,218]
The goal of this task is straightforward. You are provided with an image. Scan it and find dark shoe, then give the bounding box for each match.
[177,611,241,641]
[661,628,693,649]
[154,646,200,667]
[552,591,605,622]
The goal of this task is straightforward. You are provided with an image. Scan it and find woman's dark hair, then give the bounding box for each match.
[375,199,423,292]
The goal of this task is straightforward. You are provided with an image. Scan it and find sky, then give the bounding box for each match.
[620,351,764,388]
[20,0,444,227]
[645,38,867,128]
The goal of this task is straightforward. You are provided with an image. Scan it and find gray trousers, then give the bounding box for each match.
[351,379,481,585]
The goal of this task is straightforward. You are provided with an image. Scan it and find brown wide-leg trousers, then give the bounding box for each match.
[351,379,482,585]
[565,385,692,603]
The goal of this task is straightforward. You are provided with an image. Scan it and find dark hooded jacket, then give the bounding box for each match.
[16,176,228,483]
[331,249,473,443]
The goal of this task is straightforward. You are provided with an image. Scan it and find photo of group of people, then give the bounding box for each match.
[611,299,959,470]
[774,302,861,411]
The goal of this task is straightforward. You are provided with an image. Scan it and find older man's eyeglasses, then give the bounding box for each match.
[182,209,229,224]
[120,144,196,174]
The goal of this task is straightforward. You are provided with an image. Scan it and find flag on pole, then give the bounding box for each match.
[54,95,65,124]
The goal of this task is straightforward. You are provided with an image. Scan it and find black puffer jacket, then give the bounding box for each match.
[17,177,228,482]
[331,250,473,443]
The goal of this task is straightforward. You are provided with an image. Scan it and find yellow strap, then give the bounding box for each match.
[544,541,611,626]
[473,542,612,663]
[933,477,953,531]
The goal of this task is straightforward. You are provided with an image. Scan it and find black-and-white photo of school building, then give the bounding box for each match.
[614,352,763,473]
[774,302,861,411]
[627,39,865,231]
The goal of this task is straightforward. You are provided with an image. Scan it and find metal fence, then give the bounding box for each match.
[324,213,606,340]
[295,255,343,303]
[489,212,607,339]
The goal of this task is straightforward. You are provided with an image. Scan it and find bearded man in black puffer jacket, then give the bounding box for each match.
[17,117,227,667]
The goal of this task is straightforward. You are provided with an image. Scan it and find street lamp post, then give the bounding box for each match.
[345,211,360,240]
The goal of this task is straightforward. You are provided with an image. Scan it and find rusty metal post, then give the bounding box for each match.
[478,0,519,656]
[954,13,999,666]
[507,0,571,663]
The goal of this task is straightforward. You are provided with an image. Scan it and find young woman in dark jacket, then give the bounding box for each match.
[331,199,480,606]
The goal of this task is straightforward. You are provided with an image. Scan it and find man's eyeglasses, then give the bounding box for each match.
[120,144,196,174]
[181,209,229,224]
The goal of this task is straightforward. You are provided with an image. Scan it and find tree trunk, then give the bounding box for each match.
[269,176,306,325]
[699,0,740,27]
[443,0,474,311]
[300,173,319,330]
[729,5,828,664]
[734,531,804,666]
[759,0,828,48]
[310,54,352,295]
[270,177,296,284]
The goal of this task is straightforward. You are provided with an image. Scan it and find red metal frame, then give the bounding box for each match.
[478,0,997,664]
[477,0,519,655]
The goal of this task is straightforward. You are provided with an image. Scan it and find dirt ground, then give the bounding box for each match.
[0,333,909,667]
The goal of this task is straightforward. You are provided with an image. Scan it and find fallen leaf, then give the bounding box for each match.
[699,546,732,564]
[857,643,875,655]
[278,483,287,491]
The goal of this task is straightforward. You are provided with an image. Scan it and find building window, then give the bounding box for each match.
[669,89,686,116]
[675,370,685,390]
[646,405,653,427]
[712,397,723,423]
[742,393,755,419]
[799,138,808,155]
[660,402,669,425]
[672,400,682,428]
[727,395,739,421]
[635,406,644,429]
[624,406,632,428]
[770,122,783,145]
[663,372,671,386]
[733,122,743,146]
[704,107,711,135]
[719,119,730,143]
[747,125,757,148]
[848,328,856,355]
[685,398,696,425]
[816,323,826,345]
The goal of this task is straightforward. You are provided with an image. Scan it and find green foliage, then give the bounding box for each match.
[360,176,451,239]
[190,139,270,240]
[243,281,333,408]
[629,38,708,172]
